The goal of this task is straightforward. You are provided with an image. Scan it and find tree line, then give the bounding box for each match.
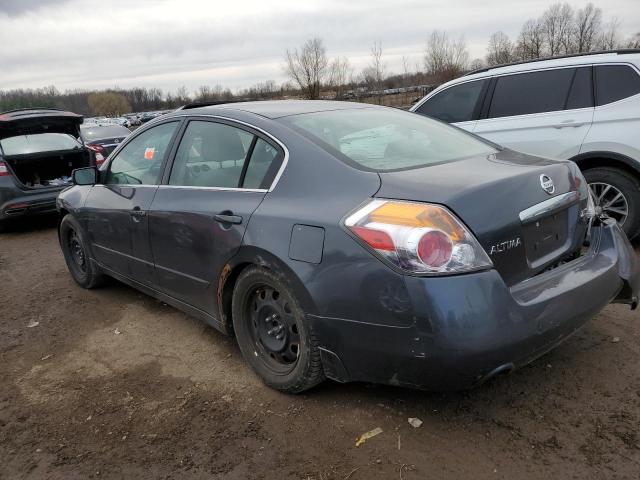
[0,2,638,114]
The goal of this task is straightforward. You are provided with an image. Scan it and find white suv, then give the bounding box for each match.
[411,50,640,239]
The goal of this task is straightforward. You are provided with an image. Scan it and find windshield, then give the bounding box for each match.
[0,133,81,156]
[280,108,498,172]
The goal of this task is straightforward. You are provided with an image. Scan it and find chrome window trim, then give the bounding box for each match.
[163,113,289,193]
[157,185,267,193]
[519,191,580,223]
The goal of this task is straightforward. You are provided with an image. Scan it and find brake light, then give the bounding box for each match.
[345,199,492,274]
[0,161,11,177]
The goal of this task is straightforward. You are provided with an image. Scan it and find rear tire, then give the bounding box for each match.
[232,266,324,393]
[583,167,640,240]
[59,214,104,289]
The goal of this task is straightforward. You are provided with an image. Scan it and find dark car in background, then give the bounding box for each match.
[0,108,92,230]
[57,101,639,393]
[80,124,132,166]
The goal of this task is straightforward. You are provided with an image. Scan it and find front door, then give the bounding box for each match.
[84,120,181,284]
[148,118,284,315]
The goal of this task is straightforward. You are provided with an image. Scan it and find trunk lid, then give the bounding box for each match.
[0,109,83,140]
[376,149,589,285]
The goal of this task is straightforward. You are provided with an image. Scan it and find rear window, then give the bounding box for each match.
[0,133,81,156]
[489,68,575,118]
[595,64,640,106]
[280,108,498,172]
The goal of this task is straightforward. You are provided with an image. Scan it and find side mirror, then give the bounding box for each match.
[72,166,98,185]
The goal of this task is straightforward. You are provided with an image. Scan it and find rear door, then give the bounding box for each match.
[473,67,594,159]
[84,120,181,283]
[413,78,488,132]
[148,118,285,315]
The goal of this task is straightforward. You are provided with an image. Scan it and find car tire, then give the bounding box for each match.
[59,214,104,289]
[583,167,640,241]
[232,265,325,393]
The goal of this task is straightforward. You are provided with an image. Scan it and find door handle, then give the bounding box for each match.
[214,213,243,225]
[552,120,585,129]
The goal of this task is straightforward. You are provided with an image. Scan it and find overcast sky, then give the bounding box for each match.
[0,0,638,95]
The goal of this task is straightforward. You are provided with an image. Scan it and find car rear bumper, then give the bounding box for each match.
[0,187,63,222]
[309,220,639,390]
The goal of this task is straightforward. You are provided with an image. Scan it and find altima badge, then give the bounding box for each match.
[489,237,522,255]
[540,174,555,194]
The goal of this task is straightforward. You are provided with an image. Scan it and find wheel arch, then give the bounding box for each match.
[570,151,640,181]
[217,246,318,334]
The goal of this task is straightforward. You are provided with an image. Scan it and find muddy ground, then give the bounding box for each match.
[0,217,639,480]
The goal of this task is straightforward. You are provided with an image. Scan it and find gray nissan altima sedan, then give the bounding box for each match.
[57,100,639,393]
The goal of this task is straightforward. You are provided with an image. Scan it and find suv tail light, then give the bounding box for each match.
[0,161,11,177]
[345,199,492,275]
[87,144,106,166]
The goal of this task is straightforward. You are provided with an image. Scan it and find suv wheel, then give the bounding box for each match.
[584,167,640,240]
[232,266,324,393]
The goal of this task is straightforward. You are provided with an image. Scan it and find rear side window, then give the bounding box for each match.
[595,65,640,106]
[488,68,575,118]
[169,120,282,189]
[415,79,487,123]
[566,67,593,110]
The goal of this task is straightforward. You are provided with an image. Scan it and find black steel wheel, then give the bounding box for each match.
[59,214,104,289]
[232,266,324,393]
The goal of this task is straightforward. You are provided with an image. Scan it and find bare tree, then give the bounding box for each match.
[469,58,485,71]
[486,31,514,66]
[598,17,621,50]
[627,32,640,49]
[542,3,575,56]
[362,41,386,92]
[424,31,470,83]
[516,18,545,60]
[328,56,352,99]
[574,3,602,52]
[284,37,329,99]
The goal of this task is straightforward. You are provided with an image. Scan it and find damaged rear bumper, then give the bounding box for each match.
[309,220,639,390]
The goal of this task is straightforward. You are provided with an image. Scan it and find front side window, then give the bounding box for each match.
[106,121,178,185]
[0,133,81,156]
[280,108,498,172]
[415,79,487,123]
[595,64,640,106]
[168,121,283,189]
[488,68,575,118]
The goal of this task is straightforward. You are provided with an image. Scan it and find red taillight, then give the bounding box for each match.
[0,161,11,177]
[345,199,493,275]
[417,230,453,268]
[351,226,395,251]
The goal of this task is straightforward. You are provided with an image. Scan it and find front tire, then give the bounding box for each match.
[232,266,324,393]
[59,214,104,289]
[583,167,640,240]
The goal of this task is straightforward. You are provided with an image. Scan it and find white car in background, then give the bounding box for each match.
[411,50,640,239]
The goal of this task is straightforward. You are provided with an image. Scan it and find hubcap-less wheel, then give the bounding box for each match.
[68,230,87,273]
[247,285,300,373]
[589,182,629,226]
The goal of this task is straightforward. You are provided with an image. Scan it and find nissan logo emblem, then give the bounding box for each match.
[540,174,555,195]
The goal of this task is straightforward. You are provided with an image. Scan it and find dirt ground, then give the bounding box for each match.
[1,217,639,480]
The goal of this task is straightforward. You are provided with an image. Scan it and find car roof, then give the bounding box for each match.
[179,100,379,119]
[461,49,640,82]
